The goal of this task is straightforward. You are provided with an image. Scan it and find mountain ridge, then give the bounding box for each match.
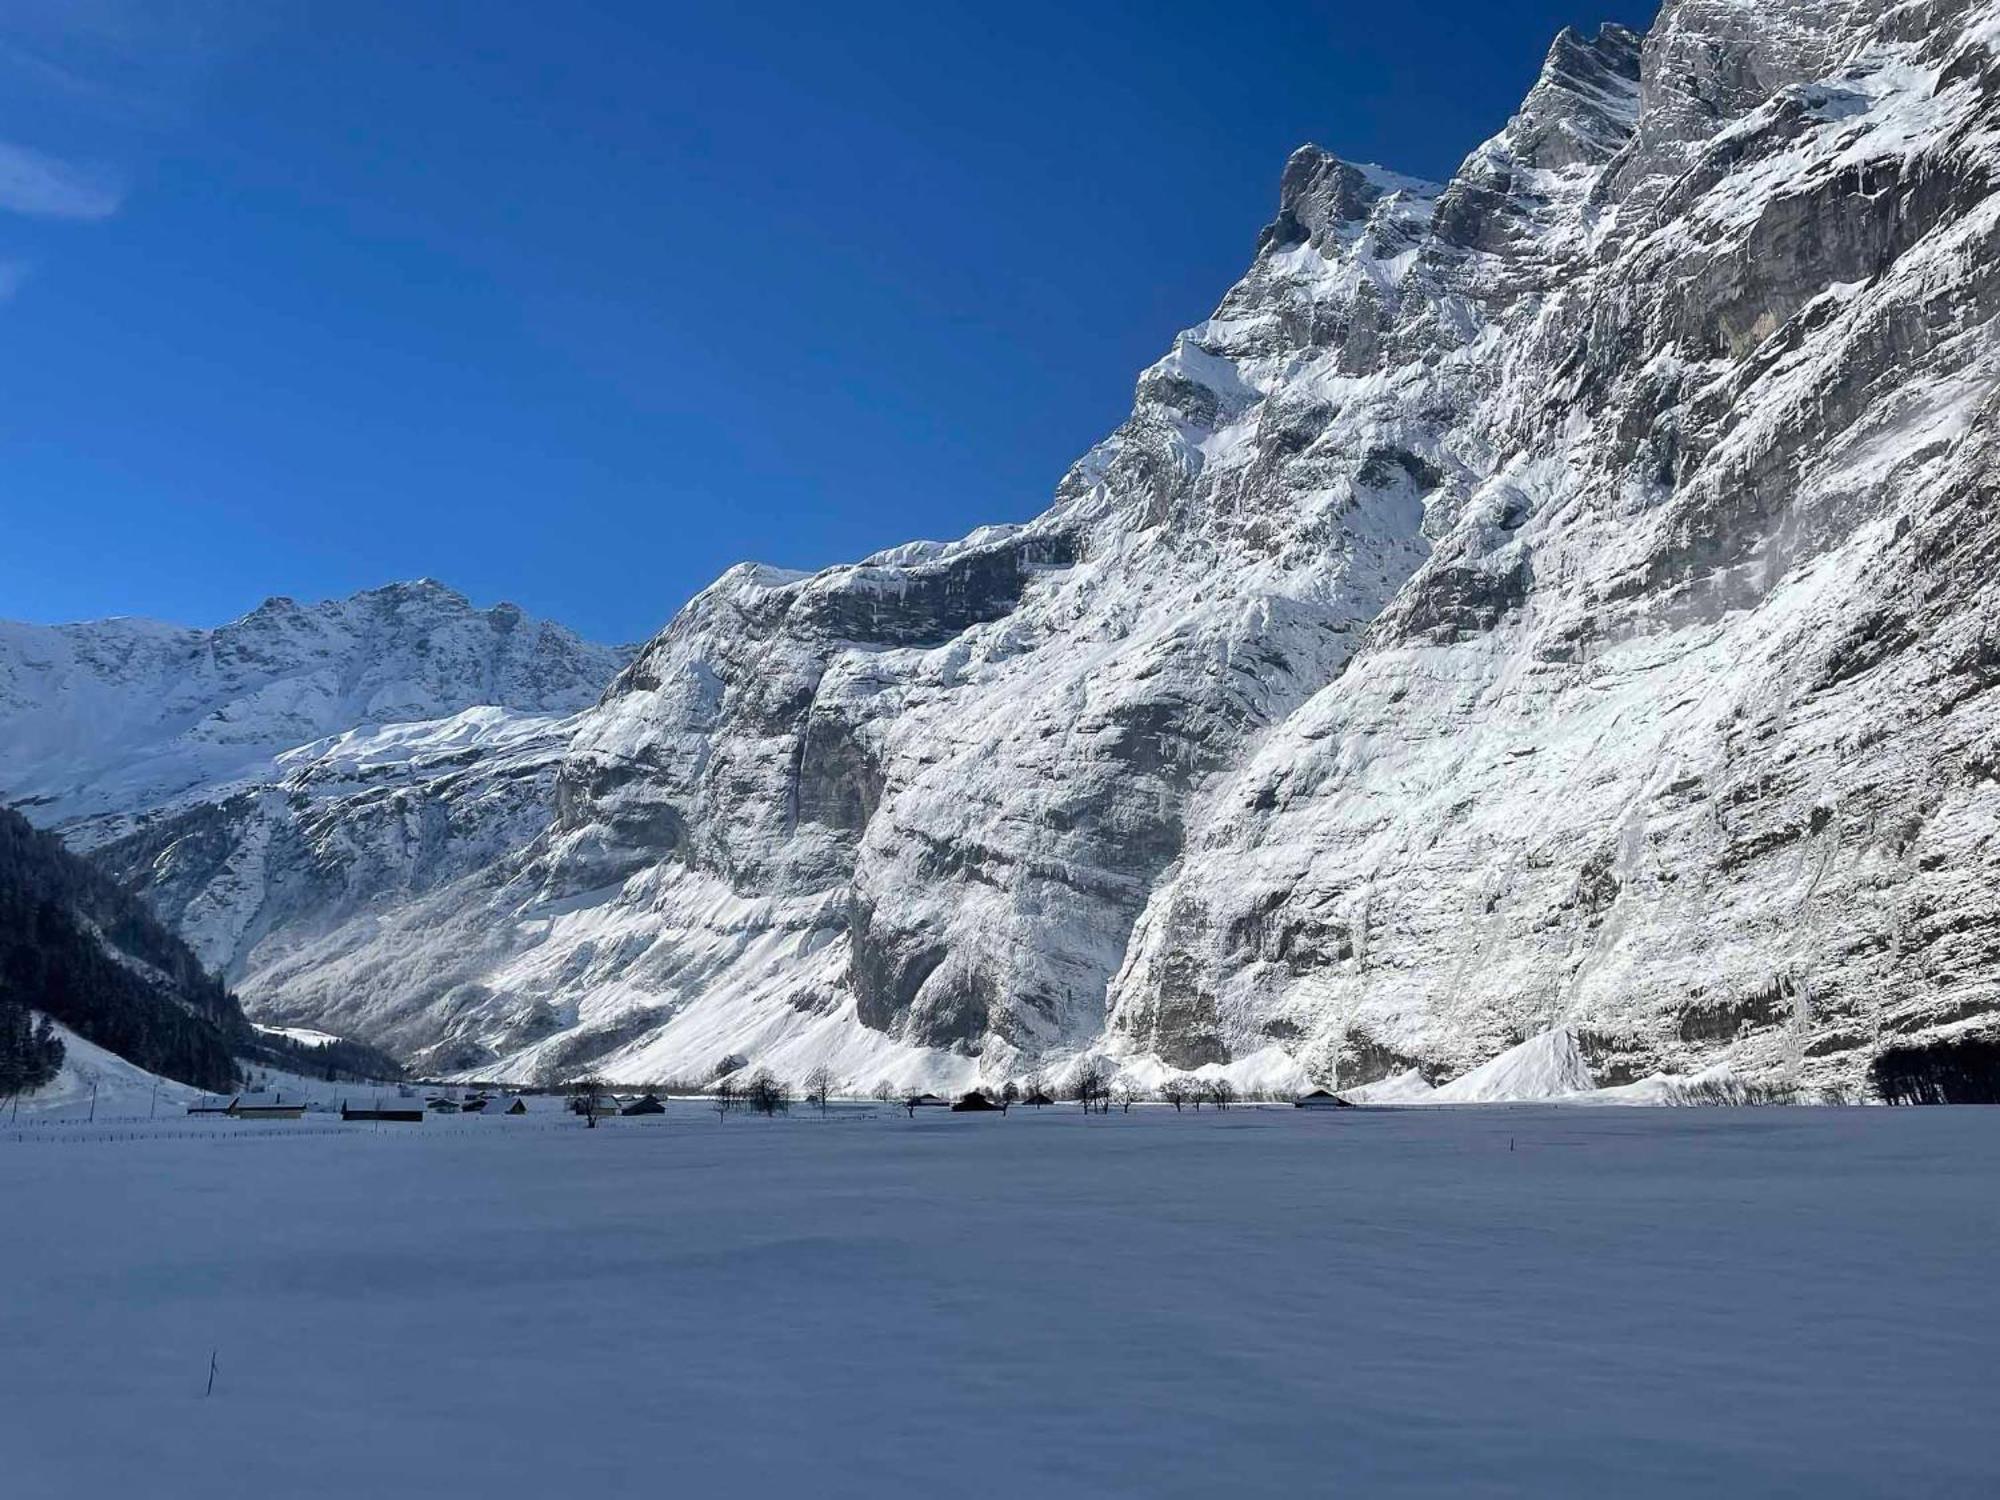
[0,578,632,840]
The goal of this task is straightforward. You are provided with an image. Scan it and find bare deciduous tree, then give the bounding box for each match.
[712,1075,738,1120]
[1160,1076,1195,1112]
[1000,1079,1020,1107]
[1202,1077,1236,1111]
[802,1064,836,1114]
[1073,1057,1111,1114]
[570,1074,605,1128]
[1112,1080,1142,1113]
[744,1069,791,1117]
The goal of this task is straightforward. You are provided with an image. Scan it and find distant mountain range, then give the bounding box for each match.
[6,0,1999,1099]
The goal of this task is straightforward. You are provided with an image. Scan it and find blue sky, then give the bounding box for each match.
[0,0,1654,645]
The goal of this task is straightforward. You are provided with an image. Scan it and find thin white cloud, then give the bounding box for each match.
[0,140,122,220]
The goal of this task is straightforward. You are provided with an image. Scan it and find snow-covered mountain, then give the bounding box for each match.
[0,583,630,1000]
[13,0,2000,1095]
[0,579,626,836]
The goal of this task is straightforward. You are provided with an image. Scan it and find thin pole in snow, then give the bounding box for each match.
[205,1349,218,1397]
[88,1082,97,1124]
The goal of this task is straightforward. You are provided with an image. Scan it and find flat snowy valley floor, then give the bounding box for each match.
[4,1104,1994,1498]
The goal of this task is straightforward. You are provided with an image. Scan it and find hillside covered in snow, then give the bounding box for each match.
[7,0,2000,1099]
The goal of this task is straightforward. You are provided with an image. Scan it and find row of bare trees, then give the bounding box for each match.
[711,1069,794,1118]
[568,1058,1260,1121]
[1158,1076,1237,1111]
[708,1063,846,1118]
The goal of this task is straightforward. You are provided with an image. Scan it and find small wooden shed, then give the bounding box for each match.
[342,1099,424,1123]
[1293,1089,1354,1110]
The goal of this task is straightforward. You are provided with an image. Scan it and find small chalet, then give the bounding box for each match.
[227,1094,306,1120]
[621,1093,666,1116]
[460,1096,490,1113]
[342,1099,423,1123]
[428,1097,461,1113]
[950,1091,1003,1113]
[1293,1089,1354,1110]
[1023,1089,1055,1107]
[906,1093,950,1108]
[505,1098,528,1115]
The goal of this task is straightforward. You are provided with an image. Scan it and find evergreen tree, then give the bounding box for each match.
[0,994,65,1103]
[0,807,240,1091]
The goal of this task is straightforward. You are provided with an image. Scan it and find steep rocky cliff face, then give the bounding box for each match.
[15,0,2000,1094]
[1109,0,2000,1091]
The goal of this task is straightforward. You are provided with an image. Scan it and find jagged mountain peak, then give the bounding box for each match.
[1508,20,1646,168]
[1256,146,1443,255]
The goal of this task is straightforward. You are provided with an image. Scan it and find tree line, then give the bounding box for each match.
[0,993,64,1104]
[0,807,243,1093]
[593,1055,1262,1115]
[1870,1037,2000,1105]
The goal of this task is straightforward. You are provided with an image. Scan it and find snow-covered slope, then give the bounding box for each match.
[11,1022,205,1119]
[22,0,2000,1097]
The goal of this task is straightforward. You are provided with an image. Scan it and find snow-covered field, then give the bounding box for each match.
[3,1104,1993,1497]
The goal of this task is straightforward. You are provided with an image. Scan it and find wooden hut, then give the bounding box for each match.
[950,1091,1004,1113]
[621,1093,666,1116]
[1293,1089,1353,1110]
[505,1098,528,1115]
